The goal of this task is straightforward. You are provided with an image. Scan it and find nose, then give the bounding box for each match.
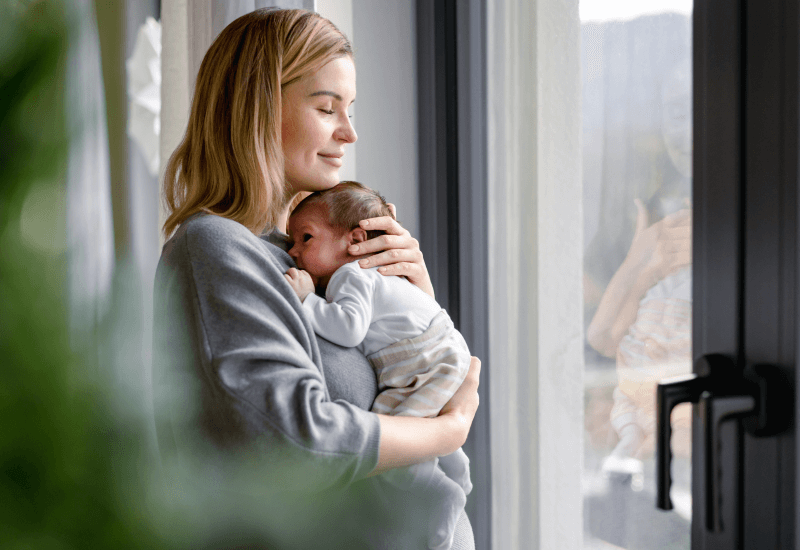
[288,245,299,261]
[335,113,357,144]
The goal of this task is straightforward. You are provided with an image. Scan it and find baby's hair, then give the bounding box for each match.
[292,181,396,239]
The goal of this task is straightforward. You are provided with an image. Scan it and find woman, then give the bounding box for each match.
[153,8,480,549]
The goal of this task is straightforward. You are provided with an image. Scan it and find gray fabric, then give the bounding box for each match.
[264,229,380,411]
[451,512,476,550]
[153,215,474,547]
[153,214,380,490]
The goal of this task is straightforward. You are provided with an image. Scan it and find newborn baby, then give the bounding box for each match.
[283,181,472,550]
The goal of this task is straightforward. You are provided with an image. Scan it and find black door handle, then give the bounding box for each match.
[698,392,754,532]
[656,354,789,532]
[656,353,733,511]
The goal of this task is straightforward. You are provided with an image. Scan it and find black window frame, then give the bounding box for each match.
[416,0,491,547]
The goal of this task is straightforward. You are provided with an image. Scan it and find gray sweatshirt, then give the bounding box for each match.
[153,213,469,548]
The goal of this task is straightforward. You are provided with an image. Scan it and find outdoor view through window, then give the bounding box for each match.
[580,1,693,548]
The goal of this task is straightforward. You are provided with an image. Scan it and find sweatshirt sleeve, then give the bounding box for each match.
[301,263,374,348]
[153,216,379,494]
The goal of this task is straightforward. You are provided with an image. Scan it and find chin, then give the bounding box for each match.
[287,171,340,194]
[306,174,341,192]
[321,170,342,187]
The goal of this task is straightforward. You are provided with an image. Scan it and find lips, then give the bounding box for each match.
[318,152,343,167]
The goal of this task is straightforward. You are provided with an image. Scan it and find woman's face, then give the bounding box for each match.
[281,56,357,195]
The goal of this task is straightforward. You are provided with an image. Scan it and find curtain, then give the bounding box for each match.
[212,0,314,37]
[486,0,584,548]
[65,0,115,360]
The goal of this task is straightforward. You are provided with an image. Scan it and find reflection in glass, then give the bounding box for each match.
[581,4,693,549]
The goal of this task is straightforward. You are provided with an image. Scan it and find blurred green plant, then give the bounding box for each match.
[0,4,414,549]
[0,2,171,548]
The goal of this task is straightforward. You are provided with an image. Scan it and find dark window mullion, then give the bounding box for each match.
[417,0,491,546]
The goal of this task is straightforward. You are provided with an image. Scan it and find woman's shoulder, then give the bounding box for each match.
[170,213,260,250]
[162,213,292,273]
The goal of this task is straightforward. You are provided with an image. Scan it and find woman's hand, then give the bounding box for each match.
[348,203,436,299]
[370,356,481,476]
[438,356,482,446]
[625,199,692,286]
[587,198,691,357]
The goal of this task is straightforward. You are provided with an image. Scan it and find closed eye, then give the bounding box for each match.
[319,109,335,115]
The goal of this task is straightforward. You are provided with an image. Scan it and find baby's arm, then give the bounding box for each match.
[295,264,374,348]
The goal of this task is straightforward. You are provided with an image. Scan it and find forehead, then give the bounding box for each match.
[285,56,356,102]
[289,202,329,230]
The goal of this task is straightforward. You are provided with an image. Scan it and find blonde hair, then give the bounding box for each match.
[292,181,395,240]
[162,9,353,238]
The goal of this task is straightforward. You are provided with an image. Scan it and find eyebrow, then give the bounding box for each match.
[290,221,313,236]
[308,90,355,104]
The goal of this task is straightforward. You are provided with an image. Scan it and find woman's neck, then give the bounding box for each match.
[278,191,313,233]
[276,208,290,234]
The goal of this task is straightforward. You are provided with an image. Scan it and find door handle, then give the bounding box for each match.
[698,391,754,532]
[656,355,789,532]
[656,353,732,511]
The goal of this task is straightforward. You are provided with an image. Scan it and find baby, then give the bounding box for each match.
[283,181,472,550]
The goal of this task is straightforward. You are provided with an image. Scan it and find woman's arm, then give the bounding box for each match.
[587,258,657,357]
[587,200,691,357]
[369,356,481,475]
[349,204,435,299]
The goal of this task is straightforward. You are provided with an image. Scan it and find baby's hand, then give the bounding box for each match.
[284,268,315,302]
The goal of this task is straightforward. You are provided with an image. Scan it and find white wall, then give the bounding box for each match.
[314,0,357,184]
[351,0,419,237]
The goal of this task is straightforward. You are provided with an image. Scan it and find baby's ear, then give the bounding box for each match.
[349,227,368,245]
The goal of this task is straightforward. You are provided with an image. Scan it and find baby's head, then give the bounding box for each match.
[287,181,395,287]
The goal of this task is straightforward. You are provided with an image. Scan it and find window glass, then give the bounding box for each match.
[581,3,693,548]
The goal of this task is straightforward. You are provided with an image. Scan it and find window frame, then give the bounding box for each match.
[416,0,492,546]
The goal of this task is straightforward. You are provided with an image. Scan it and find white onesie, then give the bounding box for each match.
[301,260,442,356]
[300,259,472,550]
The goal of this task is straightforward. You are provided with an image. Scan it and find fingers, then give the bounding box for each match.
[670,249,693,270]
[633,199,649,237]
[377,261,418,277]
[356,247,423,269]
[662,207,692,227]
[285,268,314,285]
[348,233,419,257]
[662,222,691,236]
[466,356,481,390]
[358,215,408,237]
[460,357,482,416]
[440,356,482,424]
[348,221,435,299]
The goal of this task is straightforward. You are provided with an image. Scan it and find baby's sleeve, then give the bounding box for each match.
[302,263,374,348]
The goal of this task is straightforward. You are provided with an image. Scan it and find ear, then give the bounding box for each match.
[349,227,368,245]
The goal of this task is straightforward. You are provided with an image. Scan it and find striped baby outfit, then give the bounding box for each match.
[368,310,471,418]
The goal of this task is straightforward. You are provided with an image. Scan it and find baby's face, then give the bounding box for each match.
[287,203,353,287]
